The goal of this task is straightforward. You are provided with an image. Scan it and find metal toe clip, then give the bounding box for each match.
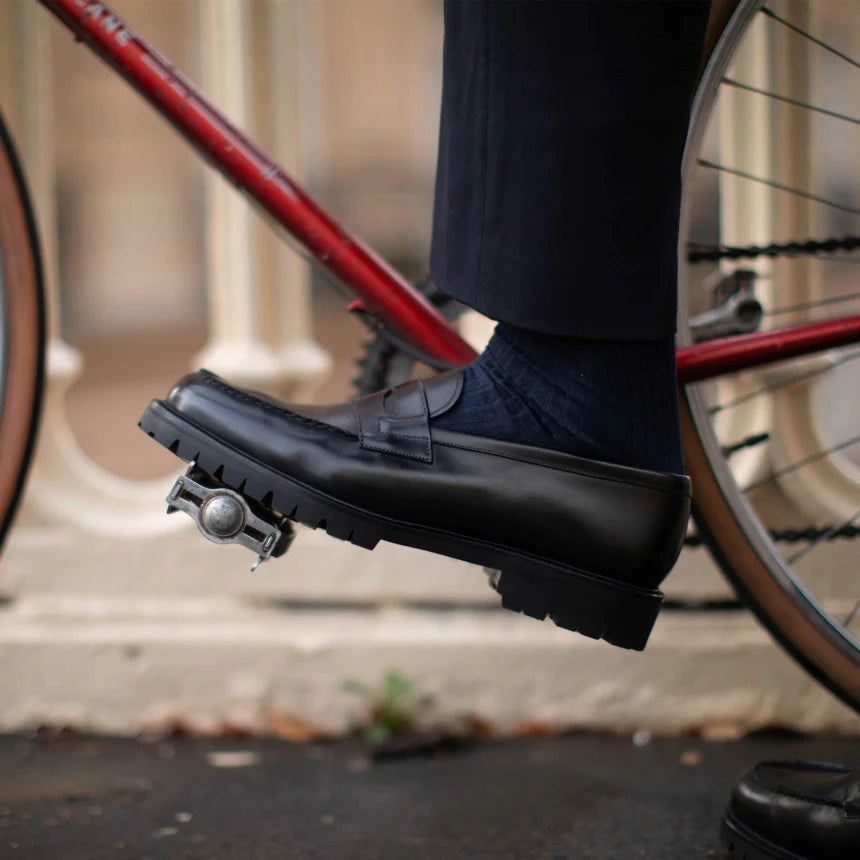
[166,467,293,571]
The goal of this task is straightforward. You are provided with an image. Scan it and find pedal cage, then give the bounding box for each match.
[166,465,295,570]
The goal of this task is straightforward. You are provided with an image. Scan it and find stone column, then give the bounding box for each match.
[194,0,281,388]
[258,0,331,396]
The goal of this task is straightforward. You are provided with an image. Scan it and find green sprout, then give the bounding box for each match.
[343,670,435,748]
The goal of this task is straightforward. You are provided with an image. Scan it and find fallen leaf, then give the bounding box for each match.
[680,750,704,767]
[701,722,745,742]
[266,714,317,743]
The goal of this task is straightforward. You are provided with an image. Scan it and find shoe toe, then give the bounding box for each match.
[728,761,859,860]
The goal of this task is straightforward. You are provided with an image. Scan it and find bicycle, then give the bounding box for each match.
[1,0,858,708]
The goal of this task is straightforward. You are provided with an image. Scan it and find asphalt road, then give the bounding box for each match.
[0,732,856,859]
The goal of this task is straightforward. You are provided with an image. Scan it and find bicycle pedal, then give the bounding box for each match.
[166,465,295,571]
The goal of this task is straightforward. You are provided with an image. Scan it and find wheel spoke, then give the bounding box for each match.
[709,350,860,414]
[743,434,860,493]
[844,598,860,630]
[697,160,860,216]
[763,291,860,317]
[814,255,860,265]
[722,77,860,125]
[761,7,860,71]
[787,508,860,565]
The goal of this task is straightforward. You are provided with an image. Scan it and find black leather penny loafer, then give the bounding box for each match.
[139,368,691,650]
[722,760,860,859]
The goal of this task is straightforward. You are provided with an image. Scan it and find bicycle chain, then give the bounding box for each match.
[685,523,860,548]
[687,234,859,263]
[721,431,770,458]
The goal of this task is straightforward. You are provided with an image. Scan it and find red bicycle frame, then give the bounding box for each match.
[36,0,860,382]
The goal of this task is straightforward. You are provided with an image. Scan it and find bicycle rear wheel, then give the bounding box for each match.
[0,111,46,554]
[679,0,860,709]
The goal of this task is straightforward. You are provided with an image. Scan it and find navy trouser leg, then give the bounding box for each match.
[430,0,711,340]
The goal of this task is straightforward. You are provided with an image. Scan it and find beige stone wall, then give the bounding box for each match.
[52,0,206,338]
[308,0,442,261]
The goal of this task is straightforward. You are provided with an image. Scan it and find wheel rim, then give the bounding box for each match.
[0,113,45,553]
[679,0,860,680]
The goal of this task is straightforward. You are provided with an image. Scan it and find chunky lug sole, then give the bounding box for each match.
[721,812,810,860]
[140,400,664,650]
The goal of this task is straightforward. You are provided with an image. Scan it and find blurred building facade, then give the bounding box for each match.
[0,0,856,735]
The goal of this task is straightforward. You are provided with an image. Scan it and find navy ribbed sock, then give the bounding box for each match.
[434,322,684,474]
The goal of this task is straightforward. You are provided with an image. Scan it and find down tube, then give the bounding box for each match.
[36,0,478,367]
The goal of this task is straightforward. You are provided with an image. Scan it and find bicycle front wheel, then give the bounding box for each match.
[679,0,860,709]
[0,111,46,554]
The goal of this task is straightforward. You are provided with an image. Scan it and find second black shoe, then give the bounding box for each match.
[722,760,860,859]
[139,368,691,650]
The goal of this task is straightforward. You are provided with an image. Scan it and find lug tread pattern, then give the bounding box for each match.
[142,419,381,551]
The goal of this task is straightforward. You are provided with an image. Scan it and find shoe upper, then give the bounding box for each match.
[164,369,691,589]
[728,760,860,859]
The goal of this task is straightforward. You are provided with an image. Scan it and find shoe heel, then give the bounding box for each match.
[490,560,662,651]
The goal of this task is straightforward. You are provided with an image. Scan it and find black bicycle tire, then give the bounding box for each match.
[0,110,47,557]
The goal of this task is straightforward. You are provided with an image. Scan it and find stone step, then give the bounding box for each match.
[0,598,856,735]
